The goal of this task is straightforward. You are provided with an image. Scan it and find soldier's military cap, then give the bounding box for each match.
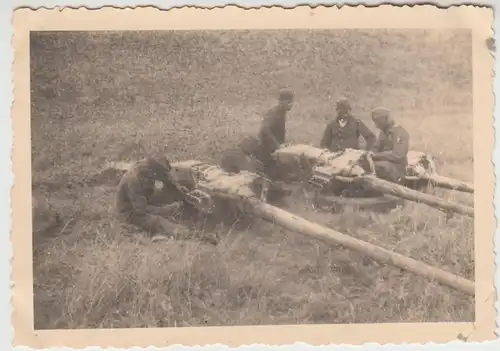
[336,96,351,111]
[371,106,391,119]
[371,107,394,126]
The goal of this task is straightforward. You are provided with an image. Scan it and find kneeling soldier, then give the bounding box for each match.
[370,107,410,184]
[115,157,194,240]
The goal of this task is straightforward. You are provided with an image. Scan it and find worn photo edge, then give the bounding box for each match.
[10,4,496,349]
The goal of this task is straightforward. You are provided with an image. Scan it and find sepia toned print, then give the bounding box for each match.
[11,5,495,349]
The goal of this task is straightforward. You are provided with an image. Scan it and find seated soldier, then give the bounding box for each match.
[115,156,217,243]
[370,107,410,184]
[320,97,376,152]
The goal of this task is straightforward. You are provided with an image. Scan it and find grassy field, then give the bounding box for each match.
[30,29,474,329]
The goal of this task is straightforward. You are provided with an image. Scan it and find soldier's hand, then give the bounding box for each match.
[370,152,384,161]
[365,151,375,159]
[177,185,189,194]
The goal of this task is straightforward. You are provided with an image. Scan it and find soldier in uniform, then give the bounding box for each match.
[320,97,376,152]
[370,107,410,184]
[115,157,197,240]
[258,89,295,179]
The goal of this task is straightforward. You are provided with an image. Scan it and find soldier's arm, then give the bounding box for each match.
[391,127,410,160]
[145,197,181,216]
[154,201,184,217]
[357,119,377,150]
[160,170,189,195]
[165,201,184,209]
[125,177,177,215]
[372,127,409,162]
[373,133,384,152]
[319,122,332,149]
[171,179,189,195]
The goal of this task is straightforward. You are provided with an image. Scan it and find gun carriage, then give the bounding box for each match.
[272,144,474,218]
[99,153,474,297]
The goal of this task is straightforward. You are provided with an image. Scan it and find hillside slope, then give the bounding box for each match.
[30,29,474,329]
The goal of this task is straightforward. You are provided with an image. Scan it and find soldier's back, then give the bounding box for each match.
[393,124,410,140]
[115,169,136,214]
[115,161,155,214]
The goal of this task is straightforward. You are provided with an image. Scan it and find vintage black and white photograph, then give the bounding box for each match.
[11,5,495,348]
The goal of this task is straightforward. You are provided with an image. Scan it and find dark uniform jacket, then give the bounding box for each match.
[258,106,287,155]
[373,124,410,169]
[116,159,174,216]
[320,115,376,152]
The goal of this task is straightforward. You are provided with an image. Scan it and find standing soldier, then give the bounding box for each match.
[258,89,295,179]
[370,107,410,184]
[320,97,376,152]
[115,156,217,245]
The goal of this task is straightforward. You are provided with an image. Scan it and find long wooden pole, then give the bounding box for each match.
[248,198,475,296]
[359,175,474,218]
[423,174,474,194]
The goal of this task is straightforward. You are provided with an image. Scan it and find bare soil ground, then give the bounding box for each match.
[30,29,474,329]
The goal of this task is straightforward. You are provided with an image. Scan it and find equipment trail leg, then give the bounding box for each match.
[248,198,475,296]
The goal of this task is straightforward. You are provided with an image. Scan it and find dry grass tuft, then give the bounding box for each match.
[31,29,474,329]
